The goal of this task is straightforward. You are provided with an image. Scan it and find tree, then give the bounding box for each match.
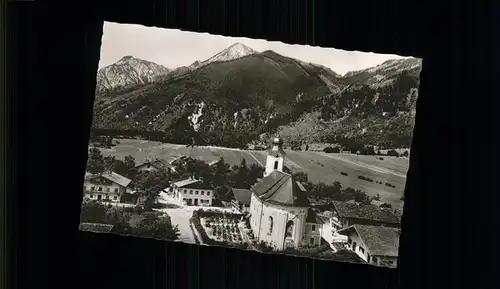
[231,158,251,189]
[360,146,376,155]
[133,212,180,240]
[292,171,309,184]
[353,190,370,203]
[211,157,231,199]
[80,201,107,223]
[104,207,132,234]
[103,155,117,171]
[134,170,172,210]
[248,164,264,184]
[86,148,105,174]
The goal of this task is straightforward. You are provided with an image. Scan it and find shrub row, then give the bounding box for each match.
[358,175,374,182]
[192,209,243,220]
[385,182,396,188]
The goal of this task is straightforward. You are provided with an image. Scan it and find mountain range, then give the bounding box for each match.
[93,42,421,149]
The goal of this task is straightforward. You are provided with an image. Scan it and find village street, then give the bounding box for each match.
[157,193,235,244]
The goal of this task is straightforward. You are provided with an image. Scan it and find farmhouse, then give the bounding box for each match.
[229,188,252,214]
[246,136,323,251]
[330,201,401,230]
[83,171,132,202]
[135,159,176,173]
[338,224,400,268]
[167,177,214,206]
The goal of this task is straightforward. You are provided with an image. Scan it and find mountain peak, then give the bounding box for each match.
[207,42,256,63]
[118,55,135,62]
[188,42,257,70]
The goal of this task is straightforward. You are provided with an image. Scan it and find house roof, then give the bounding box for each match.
[339,225,401,257]
[231,188,252,205]
[208,160,220,167]
[85,171,132,187]
[332,201,400,225]
[173,178,201,188]
[251,170,309,207]
[319,249,367,264]
[296,181,306,192]
[79,222,114,233]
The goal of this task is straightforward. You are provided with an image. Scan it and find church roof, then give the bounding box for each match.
[251,171,309,207]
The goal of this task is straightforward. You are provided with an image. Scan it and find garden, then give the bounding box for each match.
[190,209,249,248]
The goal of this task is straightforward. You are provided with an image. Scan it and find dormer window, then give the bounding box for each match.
[274,161,279,170]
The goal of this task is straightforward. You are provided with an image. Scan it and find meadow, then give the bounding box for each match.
[95,139,409,208]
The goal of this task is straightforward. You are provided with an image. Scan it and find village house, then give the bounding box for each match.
[134,159,176,173]
[166,177,214,206]
[229,188,252,214]
[330,200,401,231]
[338,224,400,268]
[244,136,323,251]
[83,171,132,203]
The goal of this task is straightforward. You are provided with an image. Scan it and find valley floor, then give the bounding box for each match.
[95,138,409,209]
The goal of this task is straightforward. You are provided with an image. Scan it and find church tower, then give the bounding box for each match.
[264,135,286,177]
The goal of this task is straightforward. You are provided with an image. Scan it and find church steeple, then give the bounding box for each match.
[264,135,286,177]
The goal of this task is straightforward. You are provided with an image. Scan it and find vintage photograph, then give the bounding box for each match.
[80,21,421,268]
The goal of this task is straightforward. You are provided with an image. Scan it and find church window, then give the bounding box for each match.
[269,216,274,234]
[310,238,315,244]
[311,225,316,231]
[274,161,279,170]
[285,221,294,237]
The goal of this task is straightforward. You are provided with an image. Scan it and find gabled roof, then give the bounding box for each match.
[339,225,400,257]
[85,171,132,187]
[173,178,201,188]
[251,171,309,207]
[79,222,114,233]
[231,188,252,205]
[332,201,400,225]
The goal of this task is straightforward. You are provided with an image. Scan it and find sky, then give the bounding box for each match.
[99,21,411,76]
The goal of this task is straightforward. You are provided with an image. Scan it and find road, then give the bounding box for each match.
[157,193,235,245]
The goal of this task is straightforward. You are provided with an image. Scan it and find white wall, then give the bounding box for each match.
[84,180,124,202]
[173,185,214,206]
[264,154,285,177]
[249,193,308,250]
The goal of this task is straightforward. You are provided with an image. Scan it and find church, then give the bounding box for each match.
[242,136,323,251]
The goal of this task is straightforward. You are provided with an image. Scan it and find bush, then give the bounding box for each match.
[387,149,399,157]
[358,175,374,182]
[340,172,348,176]
[378,157,384,161]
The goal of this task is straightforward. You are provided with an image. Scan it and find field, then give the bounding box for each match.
[95,139,409,208]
